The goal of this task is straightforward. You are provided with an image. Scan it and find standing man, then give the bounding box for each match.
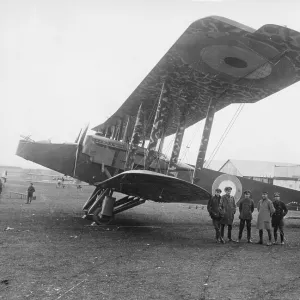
[220,186,236,243]
[256,191,275,246]
[0,179,3,197]
[237,190,255,243]
[27,183,35,204]
[272,192,288,245]
[207,188,224,243]
[56,178,62,188]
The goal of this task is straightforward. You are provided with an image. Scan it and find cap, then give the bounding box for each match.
[244,190,251,194]
[274,192,280,197]
[225,186,232,191]
[215,188,222,193]
[262,191,268,194]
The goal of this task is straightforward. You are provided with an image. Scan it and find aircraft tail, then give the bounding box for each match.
[16,140,77,177]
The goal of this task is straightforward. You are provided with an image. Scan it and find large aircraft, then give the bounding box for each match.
[16,16,300,223]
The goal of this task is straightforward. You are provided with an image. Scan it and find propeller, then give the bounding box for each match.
[73,124,89,178]
[74,128,82,143]
[20,134,35,142]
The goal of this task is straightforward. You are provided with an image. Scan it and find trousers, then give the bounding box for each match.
[238,219,251,240]
[212,219,221,239]
[273,222,284,242]
[221,224,232,239]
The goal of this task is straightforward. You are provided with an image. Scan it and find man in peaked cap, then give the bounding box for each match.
[237,190,255,243]
[272,192,288,245]
[219,186,236,243]
[207,188,224,243]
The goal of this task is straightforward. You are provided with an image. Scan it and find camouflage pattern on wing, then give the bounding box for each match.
[93,16,300,138]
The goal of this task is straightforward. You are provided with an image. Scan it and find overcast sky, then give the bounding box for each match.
[1,0,300,169]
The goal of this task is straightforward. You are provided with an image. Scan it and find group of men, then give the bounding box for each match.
[207,186,288,246]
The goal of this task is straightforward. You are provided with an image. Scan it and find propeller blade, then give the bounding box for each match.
[73,123,89,178]
[74,128,82,143]
[78,123,89,146]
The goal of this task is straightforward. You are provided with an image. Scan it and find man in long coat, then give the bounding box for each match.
[220,186,236,243]
[256,191,275,246]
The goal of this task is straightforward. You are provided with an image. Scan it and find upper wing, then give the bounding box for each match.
[93,16,300,138]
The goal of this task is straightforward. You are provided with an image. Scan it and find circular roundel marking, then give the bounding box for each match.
[212,174,243,201]
[201,45,272,79]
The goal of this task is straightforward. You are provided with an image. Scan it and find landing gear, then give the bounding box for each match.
[82,186,146,225]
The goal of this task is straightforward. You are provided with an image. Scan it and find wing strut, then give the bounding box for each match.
[124,103,144,170]
[167,106,187,176]
[192,98,216,184]
[145,81,172,169]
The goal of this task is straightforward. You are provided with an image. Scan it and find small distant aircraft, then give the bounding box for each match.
[25,172,74,182]
[16,16,300,223]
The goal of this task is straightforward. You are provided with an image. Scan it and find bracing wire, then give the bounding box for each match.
[205,103,244,169]
[204,53,278,169]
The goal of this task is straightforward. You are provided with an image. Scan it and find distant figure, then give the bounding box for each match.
[27,183,35,204]
[272,192,288,245]
[0,179,3,196]
[219,186,236,243]
[207,188,224,243]
[1,171,7,183]
[56,179,62,188]
[237,190,255,243]
[256,191,275,246]
[75,179,82,190]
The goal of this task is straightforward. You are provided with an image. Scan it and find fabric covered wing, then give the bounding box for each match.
[95,170,211,204]
[92,16,300,138]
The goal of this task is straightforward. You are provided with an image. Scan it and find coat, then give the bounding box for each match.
[27,186,35,195]
[220,194,236,225]
[207,195,222,220]
[239,198,255,220]
[256,198,275,230]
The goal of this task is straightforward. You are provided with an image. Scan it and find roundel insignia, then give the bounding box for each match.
[212,174,243,201]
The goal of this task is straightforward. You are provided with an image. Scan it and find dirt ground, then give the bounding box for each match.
[0,180,300,300]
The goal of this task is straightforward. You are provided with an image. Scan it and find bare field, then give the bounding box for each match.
[0,180,300,300]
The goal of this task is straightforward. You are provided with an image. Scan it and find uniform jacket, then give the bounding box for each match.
[207,195,222,220]
[272,200,288,225]
[27,186,35,195]
[239,198,255,220]
[220,194,236,225]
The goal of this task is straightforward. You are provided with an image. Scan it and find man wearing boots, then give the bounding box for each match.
[256,191,275,246]
[207,188,224,243]
[237,190,255,243]
[272,192,288,245]
[220,186,236,243]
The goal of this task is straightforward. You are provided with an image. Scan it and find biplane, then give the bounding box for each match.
[16,16,300,224]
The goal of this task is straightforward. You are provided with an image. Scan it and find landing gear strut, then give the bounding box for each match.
[82,186,146,225]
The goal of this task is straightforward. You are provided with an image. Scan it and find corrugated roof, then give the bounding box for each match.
[204,160,226,171]
[220,159,296,177]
